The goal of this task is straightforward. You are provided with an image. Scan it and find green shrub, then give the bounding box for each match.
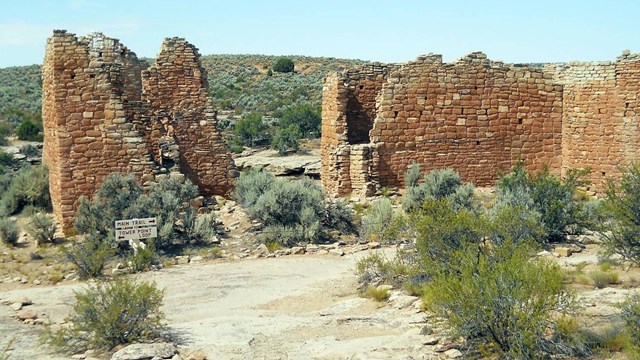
[0,150,13,168]
[16,119,42,141]
[75,174,205,252]
[360,197,394,243]
[402,168,475,213]
[232,112,268,147]
[235,169,350,246]
[271,123,301,155]
[272,57,294,73]
[621,293,640,348]
[0,165,50,216]
[126,240,157,273]
[45,278,166,352]
[365,285,390,302]
[62,235,114,279]
[602,164,640,266]
[423,241,575,359]
[404,162,421,188]
[324,200,356,234]
[0,218,19,246]
[278,103,321,138]
[19,144,40,157]
[496,162,590,242]
[490,204,545,245]
[354,250,417,289]
[588,270,619,288]
[25,213,57,245]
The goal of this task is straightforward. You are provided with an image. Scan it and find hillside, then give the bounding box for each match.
[0,55,367,120]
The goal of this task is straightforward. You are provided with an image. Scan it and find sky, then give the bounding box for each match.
[0,0,638,67]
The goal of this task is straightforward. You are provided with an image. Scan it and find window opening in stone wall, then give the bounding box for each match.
[602,171,606,176]
[70,74,75,80]
[394,111,399,117]
[626,102,630,108]
[518,118,523,124]
[359,85,364,90]
[98,52,102,58]
[476,140,480,145]
[89,74,95,78]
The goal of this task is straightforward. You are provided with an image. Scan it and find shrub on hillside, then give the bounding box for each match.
[16,119,42,141]
[278,103,321,138]
[496,162,590,242]
[25,213,57,245]
[45,278,166,352]
[602,164,640,266]
[272,57,295,73]
[0,218,19,246]
[0,165,50,216]
[232,112,268,147]
[232,168,277,209]
[402,167,476,213]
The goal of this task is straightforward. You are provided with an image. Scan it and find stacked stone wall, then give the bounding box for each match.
[43,31,235,229]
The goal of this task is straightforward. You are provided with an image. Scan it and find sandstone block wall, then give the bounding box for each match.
[322,51,640,197]
[43,31,235,229]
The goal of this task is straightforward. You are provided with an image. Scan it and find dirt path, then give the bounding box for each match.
[0,252,443,360]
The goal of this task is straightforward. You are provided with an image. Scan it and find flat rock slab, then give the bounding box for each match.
[111,342,176,360]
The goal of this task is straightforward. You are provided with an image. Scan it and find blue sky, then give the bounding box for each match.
[0,0,637,67]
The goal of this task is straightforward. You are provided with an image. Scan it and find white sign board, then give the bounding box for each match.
[115,217,157,241]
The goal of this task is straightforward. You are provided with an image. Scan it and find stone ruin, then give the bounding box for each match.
[42,31,236,229]
[321,51,640,197]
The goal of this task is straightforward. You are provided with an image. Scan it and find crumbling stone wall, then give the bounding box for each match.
[322,52,563,196]
[43,31,235,229]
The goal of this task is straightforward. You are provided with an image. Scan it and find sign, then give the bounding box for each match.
[115,217,157,241]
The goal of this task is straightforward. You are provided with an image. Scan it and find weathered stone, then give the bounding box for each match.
[555,247,573,257]
[252,244,270,258]
[110,342,176,360]
[16,309,37,321]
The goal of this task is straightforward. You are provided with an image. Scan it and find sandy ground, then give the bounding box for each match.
[0,251,443,360]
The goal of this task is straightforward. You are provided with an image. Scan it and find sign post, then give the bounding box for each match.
[115,217,158,242]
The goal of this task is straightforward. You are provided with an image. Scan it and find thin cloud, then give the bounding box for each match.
[67,0,106,10]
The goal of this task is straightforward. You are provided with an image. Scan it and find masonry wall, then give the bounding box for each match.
[43,31,235,229]
[322,52,563,196]
[547,53,640,191]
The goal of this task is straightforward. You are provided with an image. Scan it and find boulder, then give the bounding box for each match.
[251,244,270,258]
[111,343,177,360]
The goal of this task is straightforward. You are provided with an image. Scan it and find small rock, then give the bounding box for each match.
[251,244,270,258]
[16,309,37,321]
[190,255,203,262]
[423,336,439,345]
[536,250,552,257]
[115,262,126,270]
[367,242,381,249]
[10,302,22,311]
[112,269,129,276]
[175,256,190,265]
[19,295,34,304]
[554,247,572,257]
[33,279,42,285]
[20,278,28,284]
[111,342,176,360]
[12,277,21,283]
[329,248,344,256]
[71,354,86,359]
[291,246,305,255]
[444,349,463,358]
[306,244,318,252]
[192,196,205,208]
[390,294,419,309]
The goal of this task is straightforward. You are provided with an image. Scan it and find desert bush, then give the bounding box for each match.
[423,241,575,359]
[271,123,301,155]
[324,200,356,234]
[404,162,421,188]
[45,278,166,352]
[489,204,545,245]
[360,197,394,243]
[403,167,476,213]
[602,164,640,266]
[278,103,321,138]
[496,162,590,242]
[25,213,57,245]
[365,285,390,302]
[75,174,207,252]
[16,119,42,141]
[235,169,354,246]
[0,150,13,168]
[272,57,295,73]
[232,168,276,209]
[127,241,157,273]
[62,235,114,279]
[0,165,50,216]
[588,270,619,288]
[0,218,19,246]
[621,293,640,348]
[18,144,40,157]
[354,250,418,289]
